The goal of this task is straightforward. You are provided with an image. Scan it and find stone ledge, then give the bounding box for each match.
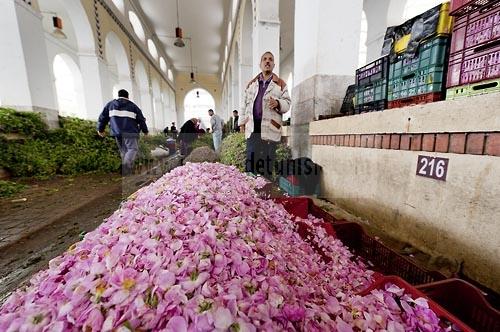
[310,93,500,135]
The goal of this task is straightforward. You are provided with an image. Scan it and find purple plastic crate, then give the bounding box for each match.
[450,3,500,54]
[451,0,498,16]
[447,41,500,87]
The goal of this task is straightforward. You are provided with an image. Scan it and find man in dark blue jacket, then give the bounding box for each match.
[97,89,148,175]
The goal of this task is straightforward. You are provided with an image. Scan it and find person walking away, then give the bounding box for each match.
[239,51,291,179]
[208,109,224,153]
[170,122,177,139]
[232,110,240,132]
[97,89,148,176]
[179,118,198,156]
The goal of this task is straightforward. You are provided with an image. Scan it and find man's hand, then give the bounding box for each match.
[240,125,245,132]
[268,97,279,111]
[97,131,106,138]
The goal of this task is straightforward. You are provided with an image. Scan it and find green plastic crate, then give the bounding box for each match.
[388,36,449,101]
[446,78,500,100]
[279,177,319,197]
[354,79,387,106]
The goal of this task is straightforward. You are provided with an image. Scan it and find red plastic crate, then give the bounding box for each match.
[417,278,500,332]
[388,91,444,109]
[332,222,447,285]
[286,175,300,186]
[359,276,474,332]
[273,197,342,223]
[451,0,499,16]
[273,198,447,285]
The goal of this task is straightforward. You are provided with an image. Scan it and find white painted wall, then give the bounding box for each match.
[310,94,500,292]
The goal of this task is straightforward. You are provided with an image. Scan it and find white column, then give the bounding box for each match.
[294,0,363,84]
[79,54,110,120]
[364,0,392,63]
[141,89,154,131]
[0,0,58,125]
[252,0,280,74]
[239,64,252,108]
[232,76,239,113]
[292,0,363,158]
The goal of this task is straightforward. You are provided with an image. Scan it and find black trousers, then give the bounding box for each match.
[245,131,277,178]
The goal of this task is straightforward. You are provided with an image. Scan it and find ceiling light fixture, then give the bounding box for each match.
[174,0,185,47]
[189,39,196,84]
[42,11,67,39]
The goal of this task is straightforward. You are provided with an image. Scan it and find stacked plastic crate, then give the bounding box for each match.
[386,2,454,109]
[354,56,390,114]
[446,0,500,99]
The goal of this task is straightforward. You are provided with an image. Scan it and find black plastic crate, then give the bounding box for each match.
[354,99,387,114]
[340,84,356,115]
[356,56,390,87]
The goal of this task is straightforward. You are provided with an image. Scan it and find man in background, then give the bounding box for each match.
[232,110,240,132]
[208,109,224,153]
[97,89,148,176]
[179,118,198,156]
[170,122,177,139]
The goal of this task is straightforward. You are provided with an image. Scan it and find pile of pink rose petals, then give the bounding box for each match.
[0,163,456,331]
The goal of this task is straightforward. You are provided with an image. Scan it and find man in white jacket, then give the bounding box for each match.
[239,51,291,178]
[208,109,224,153]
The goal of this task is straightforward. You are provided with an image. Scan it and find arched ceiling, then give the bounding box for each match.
[130,0,294,79]
[133,0,231,76]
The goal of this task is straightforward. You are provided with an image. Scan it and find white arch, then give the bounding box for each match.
[232,0,239,20]
[183,88,216,129]
[358,11,368,67]
[387,0,409,26]
[129,11,145,42]
[53,54,86,119]
[160,57,167,72]
[227,67,232,120]
[148,39,158,60]
[232,43,240,116]
[111,0,125,13]
[135,61,153,127]
[403,0,443,21]
[104,31,130,81]
[152,78,162,130]
[227,21,233,44]
[104,31,132,100]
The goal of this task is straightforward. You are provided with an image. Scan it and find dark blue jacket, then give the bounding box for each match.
[97,98,148,137]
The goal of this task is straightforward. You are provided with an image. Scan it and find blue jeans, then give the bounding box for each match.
[115,135,138,175]
[245,133,277,179]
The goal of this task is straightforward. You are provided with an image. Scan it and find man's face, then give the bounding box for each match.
[260,53,275,73]
[233,112,238,117]
[208,111,214,117]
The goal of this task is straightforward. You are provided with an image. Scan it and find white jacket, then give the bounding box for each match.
[239,73,291,142]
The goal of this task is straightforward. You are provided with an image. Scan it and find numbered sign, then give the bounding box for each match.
[416,155,449,181]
